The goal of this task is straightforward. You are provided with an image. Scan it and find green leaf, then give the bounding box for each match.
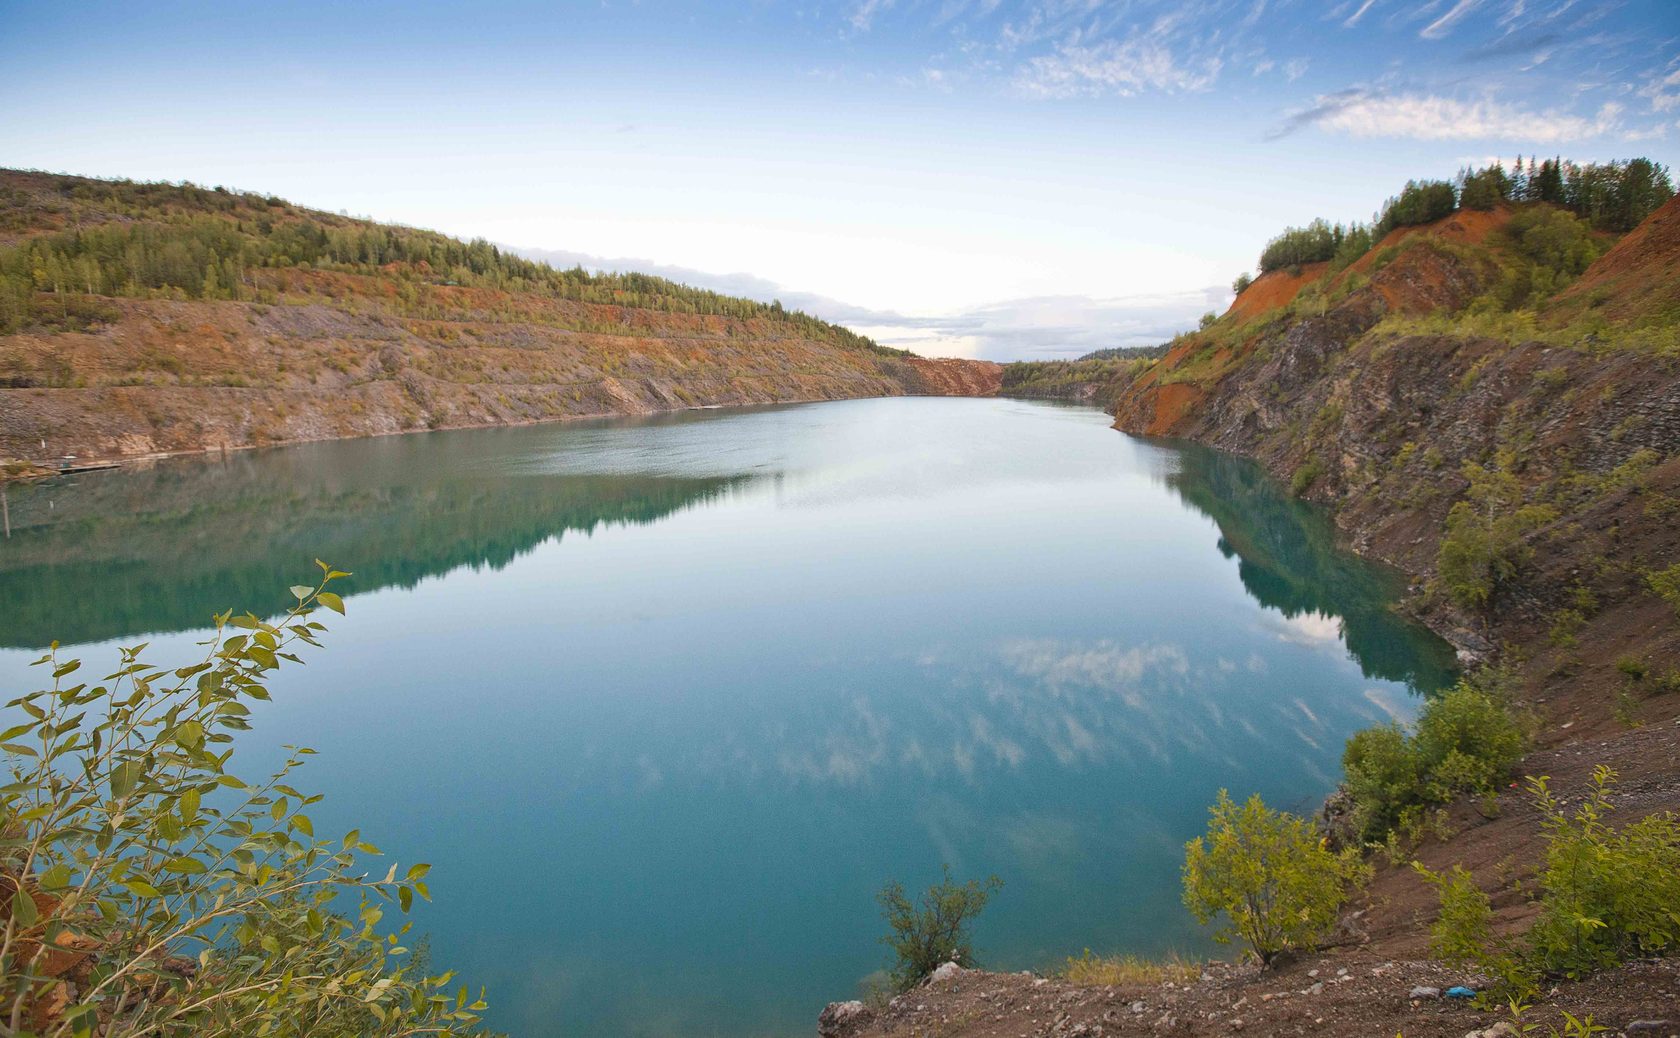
[122,878,161,899]
[110,759,142,798]
[174,720,205,751]
[163,857,207,875]
[316,591,345,615]
[289,585,314,601]
[11,887,38,927]
[406,863,431,881]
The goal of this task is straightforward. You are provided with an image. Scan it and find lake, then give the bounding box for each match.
[0,397,1456,1037]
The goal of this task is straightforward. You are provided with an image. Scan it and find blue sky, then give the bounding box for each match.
[2,0,1677,359]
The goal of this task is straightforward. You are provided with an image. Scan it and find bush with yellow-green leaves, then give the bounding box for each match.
[0,566,490,1038]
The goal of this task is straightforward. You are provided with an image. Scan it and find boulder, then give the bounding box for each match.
[817,1000,873,1038]
[927,961,965,984]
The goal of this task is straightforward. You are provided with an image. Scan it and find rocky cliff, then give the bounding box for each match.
[1111,200,1680,687]
[0,171,1000,464]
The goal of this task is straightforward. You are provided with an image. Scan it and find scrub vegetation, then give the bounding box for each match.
[0,569,491,1037]
[1181,792,1366,965]
[876,867,1003,993]
[0,176,890,353]
[1250,156,1671,280]
[1341,670,1530,843]
[1416,768,1680,1002]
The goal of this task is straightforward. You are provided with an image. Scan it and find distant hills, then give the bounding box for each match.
[0,170,999,464]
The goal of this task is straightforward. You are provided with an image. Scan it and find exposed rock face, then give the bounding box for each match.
[0,169,1002,464]
[818,999,874,1037]
[899,357,1004,397]
[1109,204,1680,686]
[0,294,1000,463]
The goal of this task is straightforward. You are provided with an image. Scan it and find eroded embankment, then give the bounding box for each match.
[0,292,1001,467]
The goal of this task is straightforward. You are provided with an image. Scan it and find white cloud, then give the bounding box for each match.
[1639,63,1680,114]
[1419,0,1484,40]
[1284,90,1623,142]
[1014,35,1222,99]
[849,0,894,32]
[1340,0,1379,28]
[998,639,1190,696]
[506,244,1227,361]
[1267,610,1344,648]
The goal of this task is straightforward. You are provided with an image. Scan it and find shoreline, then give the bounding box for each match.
[0,386,1004,482]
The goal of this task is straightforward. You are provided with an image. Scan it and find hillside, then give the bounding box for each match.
[855,172,1680,1038]
[0,170,999,465]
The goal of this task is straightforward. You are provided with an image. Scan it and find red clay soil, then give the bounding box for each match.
[905,356,1005,396]
[1226,263,1327,324]
[1146,383,1206,435]
[1550,194,1680,324]
[1346,207,1512,280]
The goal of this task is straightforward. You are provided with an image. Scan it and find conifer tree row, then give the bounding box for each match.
[0,174,903,356]
[1245,157,1672,279]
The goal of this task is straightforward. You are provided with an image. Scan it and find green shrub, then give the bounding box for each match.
[1182,792,1365,965]
[1414,681,1528,793]
[1411,862,1537,1000]
[1342,676,1527,842]
[1290,456,1325,495]
[1615,656,1648,681]
[1420,767,1680,998]
[1232,272,1253,295]
[0,569,488,1037]
[1646,563,1680,619]
[877,866,1002,991]
[1341,724,1424,837]
[1528,768,1680,978]
[1437,456,1559,611]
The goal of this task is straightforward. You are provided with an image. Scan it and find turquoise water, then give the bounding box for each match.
[0,397,1455,1037]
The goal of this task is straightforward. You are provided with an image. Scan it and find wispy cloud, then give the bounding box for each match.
[1273,89,1623,142]
[1013,29,1223,99]
[1340,0,1380,28]
[1639,61,1680,113]
[1420,0,1484,40]
[849,0,895,32]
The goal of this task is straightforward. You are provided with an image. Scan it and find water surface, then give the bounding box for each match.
[0,398,1454,1037]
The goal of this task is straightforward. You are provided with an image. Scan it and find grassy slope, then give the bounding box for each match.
[0,170,999,462]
